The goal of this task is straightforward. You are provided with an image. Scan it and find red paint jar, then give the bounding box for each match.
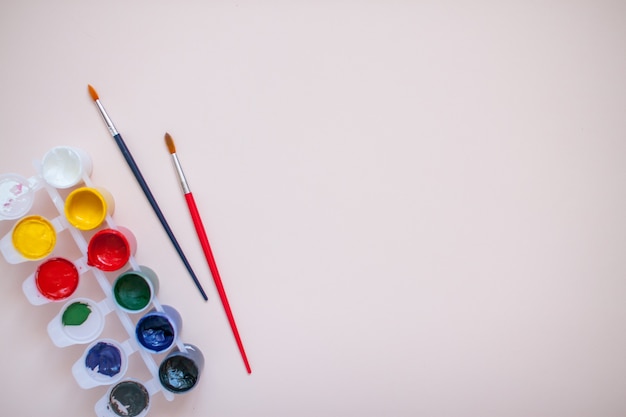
[36,257,79,301]
[87,228,135,272]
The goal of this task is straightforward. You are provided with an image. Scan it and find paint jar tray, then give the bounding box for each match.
[1,146,203,416]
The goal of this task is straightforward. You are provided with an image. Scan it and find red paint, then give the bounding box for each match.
[87,228,131,271]
[36,257,79,300]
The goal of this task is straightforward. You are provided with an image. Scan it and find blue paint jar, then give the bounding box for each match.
[135,305,182,353]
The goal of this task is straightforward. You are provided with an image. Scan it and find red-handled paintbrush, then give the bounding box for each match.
[165,132,251,374]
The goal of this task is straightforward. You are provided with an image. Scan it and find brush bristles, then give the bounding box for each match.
[165,133,176,154]
[87,84,99,101]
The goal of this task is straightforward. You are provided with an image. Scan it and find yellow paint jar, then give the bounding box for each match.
[64,187,114,231]
[12,215,57,260]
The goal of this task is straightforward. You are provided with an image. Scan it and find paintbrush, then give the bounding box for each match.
[165,132,251,374]
[87,85,208,301]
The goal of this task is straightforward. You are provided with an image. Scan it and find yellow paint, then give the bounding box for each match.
[64,187,107,230]
[12,215,56,260]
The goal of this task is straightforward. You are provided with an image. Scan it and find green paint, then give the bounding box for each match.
[62,302,92,326]
[114,273,151,311]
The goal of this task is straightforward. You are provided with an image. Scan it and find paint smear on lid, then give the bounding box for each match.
[62,301,92,326]
[0,174,33,219]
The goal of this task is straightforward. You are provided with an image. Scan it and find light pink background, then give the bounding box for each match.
[1,1,626,416]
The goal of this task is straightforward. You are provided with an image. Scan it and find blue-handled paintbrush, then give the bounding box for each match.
[87,84,208,301]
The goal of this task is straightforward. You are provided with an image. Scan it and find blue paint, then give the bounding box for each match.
[136,315,175,352]
[85,341,122,377]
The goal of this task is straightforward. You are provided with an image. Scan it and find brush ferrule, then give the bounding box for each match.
[171,153,190,194]
[94,100,119,136]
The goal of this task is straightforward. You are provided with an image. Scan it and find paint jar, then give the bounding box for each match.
[21,257,82,305]
[94,378,158,417]
[87,227,137,272]
[112,266,159,314]
[158,343,204,394]
[0,215,63,264]
[0,173,39,221]
[64,186,115,231]
[47,297,112,347]
[41,146,93,189]
[72,338,134,389]
[36,257,80,300]
[135,305,183,354]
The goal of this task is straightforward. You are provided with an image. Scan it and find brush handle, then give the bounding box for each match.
[184,192,251,374]
[113,133,208,301]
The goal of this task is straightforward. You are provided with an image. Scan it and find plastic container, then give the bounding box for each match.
[72,338,135,389]
[158,343,205,394]
[3,145,203,416]
[112,266,160,314]
[41,146,92,189]
[0,173,39,220]
[87,227,137,271]
[94,378,159,417]
[22,257,88,305]
[0,214,64,263]
[135,305,183,354]
[65,186,115,231]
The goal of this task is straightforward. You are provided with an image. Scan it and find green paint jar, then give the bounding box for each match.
[112,266,159,313]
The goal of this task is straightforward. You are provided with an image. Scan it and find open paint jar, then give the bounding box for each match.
[36,257,80,300]
[72,338,134,389]
[135,305,182,353]
[158,344,204,394]
[94,378,158,417]
[13,215,57,260]
[0,173,37,221]
[87,227,136,271]
[47,297,111,347]
[41,146,92,189]
[112,266,159,314]
[65,187,115,231]
[0,215,61,263]
[22,257,88,305]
